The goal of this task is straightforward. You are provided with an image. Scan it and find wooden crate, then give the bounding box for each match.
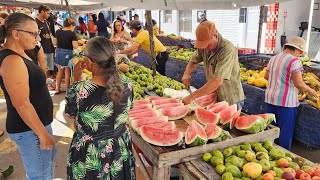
[131,115,280,180]
[179,145,316,180]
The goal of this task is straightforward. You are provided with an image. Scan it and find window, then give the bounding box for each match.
[179,10,192,32]
[239,8,247,23]
[164,10,172,23]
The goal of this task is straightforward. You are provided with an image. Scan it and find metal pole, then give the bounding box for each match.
[257,5,264,53]
[64,0,71,18]
[146,10,157,76]
[306,0,315,54]
[158,10,161,34]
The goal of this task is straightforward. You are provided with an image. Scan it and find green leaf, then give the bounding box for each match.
[79,103,114,131]
[75,81,97,94]
[110,158,123,178]
[85,144,102,171]
[115,97,131,129]
[71,161,86,180]
[119,138,129,162]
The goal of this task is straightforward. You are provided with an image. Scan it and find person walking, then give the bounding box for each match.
[110,20,132,51]
[264,37,318,150]
[53,18,78,94]
[119,20,168,76]
[36,5,55,80]
[0,13,56,179]
[96,13,112,38]
[65,37,135,179]
[181,20,245,109]
[87,14,97,39]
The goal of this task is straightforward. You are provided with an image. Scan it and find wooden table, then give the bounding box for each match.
[131,115,280,180]
[179,145,316,180]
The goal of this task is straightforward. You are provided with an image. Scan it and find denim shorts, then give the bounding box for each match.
[55,48,74,67]
[44,53,54,71]
[9,124,57,180]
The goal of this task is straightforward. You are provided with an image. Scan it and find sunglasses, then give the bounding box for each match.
[15,29,41,39]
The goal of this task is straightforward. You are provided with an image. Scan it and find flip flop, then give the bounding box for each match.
[0,130,4,137]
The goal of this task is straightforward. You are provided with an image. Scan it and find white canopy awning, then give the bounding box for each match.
[88,0,293,10]
[0,0,129,12]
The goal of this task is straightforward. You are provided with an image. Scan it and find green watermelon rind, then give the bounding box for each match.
[267,113,276,125]
[237,117,266,134]
[186,136,207,147]
[185,121,208,146]
[210,130,230,142]
[205,124,223,140]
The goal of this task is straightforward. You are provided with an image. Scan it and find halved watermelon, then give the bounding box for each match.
[185,120,208,147]
[209,101,229,113]
[194,93,217,104]
[132,104,152,111]
[235,115,266,134]
[129,116,169,121]
[207,101,228,110]
[129,108,154,115]
[195,107,219,125]
[205,123,229,142]
[257,113,275,125]
[137,121,176,134]
[154,103,184,110]
[218,104,237,125]
[129,109,160,118]
[159,105,189,120]
[131,118,167,132]
[140,126,183,146]
[229,110,241,129]
[146,96,167,101]
[152,98,180,106]
[134,99,150,106]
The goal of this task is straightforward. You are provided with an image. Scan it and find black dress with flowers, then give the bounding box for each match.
[65,79,135,180]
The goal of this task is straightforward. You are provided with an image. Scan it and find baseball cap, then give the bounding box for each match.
[194,20,217,49]
[284,37,307,52]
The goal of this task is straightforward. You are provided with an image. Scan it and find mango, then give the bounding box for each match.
[254,146,268,154]
[212,149,224,159]
[256,152,269,160]
[269,148,285,160]
[210,156,224,167]
[273,167,283,177]
[243,162,263,179]
[222,172,234,180]
[240,145,252,151]
[215,164,226,175]
[244,150,256,161]
[226,165,242,178]
[223,147,234,158]
[259,159,271,172]
[236,150,246,158]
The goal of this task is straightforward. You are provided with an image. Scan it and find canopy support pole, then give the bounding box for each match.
[306,0,315,54]
[64,0,71,18]
[146,10,157,76]
[257,5,265,53]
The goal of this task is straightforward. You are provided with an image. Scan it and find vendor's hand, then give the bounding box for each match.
[182,95,194,105]
[182,74,191,89]
[74,60,87,82]
[308,88,318,99]
[39,132,55,150]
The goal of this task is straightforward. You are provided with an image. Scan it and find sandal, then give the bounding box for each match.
[0,130,4,137]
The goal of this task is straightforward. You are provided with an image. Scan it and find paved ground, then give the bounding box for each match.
[0,93,319,179]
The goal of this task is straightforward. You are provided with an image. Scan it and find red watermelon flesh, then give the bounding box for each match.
[185,120,208,146]
[129,108,154,115]
[129,110,159,118]
[195,107,219,125]
[229,110,241,129]
[207,101,228,110]
[152,98,180,106]
[137,121,176,134]
[129,116,168,121]
[146,96,167,101]
[235,115,266,133]
[139,126,183,146]
[131,118,167,132]
[209,102,229,113]
[134,99,150,106]
[154,103,184,110]
[195,100,216,108]
[159,105,189,120]
[218,104,237,125]
[205,123,223,139]
[194,93,217,104]
[132,104,152,111]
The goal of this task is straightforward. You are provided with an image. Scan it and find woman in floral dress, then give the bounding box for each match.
[65,37,135,180]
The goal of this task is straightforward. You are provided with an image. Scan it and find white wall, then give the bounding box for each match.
[161,10,179,35]
[275,0,311,53]
[313,0,320,28]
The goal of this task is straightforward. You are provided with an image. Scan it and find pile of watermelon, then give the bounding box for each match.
[185,99,276,147]
[129,96,190,146]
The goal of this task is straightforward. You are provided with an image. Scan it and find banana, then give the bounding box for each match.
[318,98,320,109]
[306,73,320,81]
[304,99,320,109]
[298,92,307,101]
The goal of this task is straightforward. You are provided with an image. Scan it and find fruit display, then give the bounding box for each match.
[169,46,196,61]
[158,33,191,41]
[202,140,319,180]
[240,66,268,88]
[120,62,186,99]
[299,56,317,67]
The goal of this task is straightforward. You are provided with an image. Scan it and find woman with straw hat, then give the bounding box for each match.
[264,36,318,150]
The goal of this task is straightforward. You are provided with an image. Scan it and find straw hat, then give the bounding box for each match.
[284,37,307,52]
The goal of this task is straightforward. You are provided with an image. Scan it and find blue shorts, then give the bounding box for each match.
[9,124,56,180]
[55,48,74,67]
